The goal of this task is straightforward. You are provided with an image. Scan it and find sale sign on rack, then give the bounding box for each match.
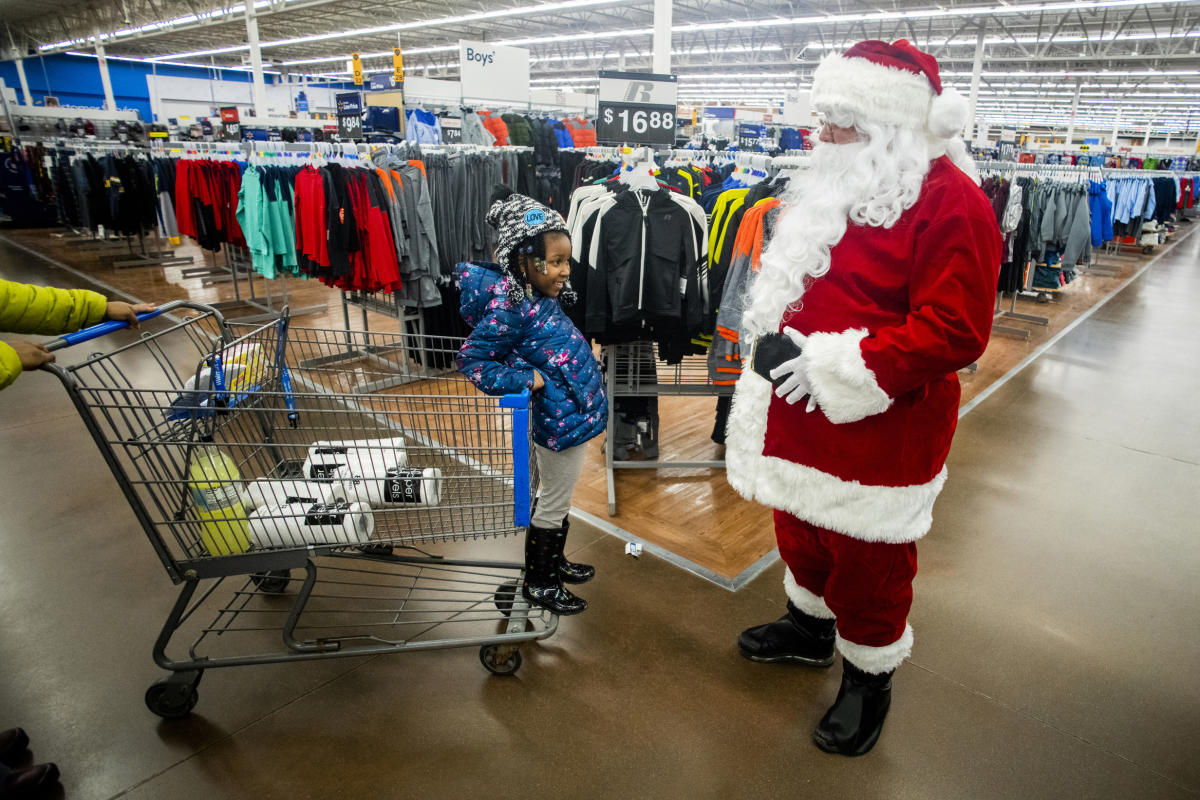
[596,70,678,147]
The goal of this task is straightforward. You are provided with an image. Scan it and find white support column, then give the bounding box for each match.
[1164,129,1171,149]
[1144,119,1153,147]
[966,26,985,140]
[1064,79,1081,146]
[1111,106,1122,148]
[653,0,672,75]
[244,1,270,118]
[94,30,116,111]
[13,58,31,106]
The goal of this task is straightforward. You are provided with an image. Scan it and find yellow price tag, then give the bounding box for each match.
[352,53,363,86]
[393,48,404,84]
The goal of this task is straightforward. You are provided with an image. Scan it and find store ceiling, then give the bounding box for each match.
[4,0,1200,133]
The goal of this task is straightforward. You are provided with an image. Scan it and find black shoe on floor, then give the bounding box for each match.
[522,525,587,615]
[1,762,60,798]
[0,728,29,768]
[738,602,836,666]
[812,660,894,757]
[555,516,595,585]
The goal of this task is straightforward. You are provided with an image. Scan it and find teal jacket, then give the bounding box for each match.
[0,279,107,390]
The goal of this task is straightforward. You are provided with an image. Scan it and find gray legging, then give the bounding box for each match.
[531,443,588,529]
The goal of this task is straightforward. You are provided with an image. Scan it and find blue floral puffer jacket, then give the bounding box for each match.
[456,262,607,452]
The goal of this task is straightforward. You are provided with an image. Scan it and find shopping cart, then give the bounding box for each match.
[42,301,555,719]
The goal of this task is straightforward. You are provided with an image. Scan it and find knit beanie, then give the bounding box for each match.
[486,186,571,304]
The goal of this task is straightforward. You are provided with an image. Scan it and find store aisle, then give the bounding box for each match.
[0,231,1197,799]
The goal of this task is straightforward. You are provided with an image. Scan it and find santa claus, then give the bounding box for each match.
[729,40,1002,756]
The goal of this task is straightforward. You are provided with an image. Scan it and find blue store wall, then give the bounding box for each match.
[0,53,264,121]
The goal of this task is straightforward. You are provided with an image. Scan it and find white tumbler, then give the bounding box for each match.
[247,502,375,548]
[302,436,408,482]
[327,465,443,507]
[241,478,332,511]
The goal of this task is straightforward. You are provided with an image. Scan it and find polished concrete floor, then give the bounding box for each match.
[1,230,1198,799]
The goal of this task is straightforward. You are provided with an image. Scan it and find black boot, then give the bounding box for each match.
[812,660,894,757]
[555,516,595,584]
[738,601,836,666]
[522,525,587,615]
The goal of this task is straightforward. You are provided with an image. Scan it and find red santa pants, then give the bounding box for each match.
[774,510,917,650]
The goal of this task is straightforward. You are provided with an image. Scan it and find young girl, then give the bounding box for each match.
[456,187,607,615]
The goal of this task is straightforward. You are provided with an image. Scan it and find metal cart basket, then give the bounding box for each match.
[44,301,553,719]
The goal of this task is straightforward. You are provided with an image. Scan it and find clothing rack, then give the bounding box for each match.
[49,140,195,270]
[155,140,326,320]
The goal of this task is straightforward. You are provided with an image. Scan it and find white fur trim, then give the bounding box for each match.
[812,53,934,131]
[783,569,836,619]
[726,370,946,543]
[802,329,893,424]
[837,624,914,674]
[928,86,968,139]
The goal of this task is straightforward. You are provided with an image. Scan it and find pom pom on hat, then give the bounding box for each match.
[928,86,968,140]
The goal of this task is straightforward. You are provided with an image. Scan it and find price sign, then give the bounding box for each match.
[596,103,677,146]
[596,70,677,146]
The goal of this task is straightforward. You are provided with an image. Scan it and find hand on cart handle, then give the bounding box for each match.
[44,300,198,352]
[531,371,545,391]
[11,340,56,371]
[105,301,160,329]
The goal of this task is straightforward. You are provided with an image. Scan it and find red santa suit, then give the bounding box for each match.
[727,155,1002,673]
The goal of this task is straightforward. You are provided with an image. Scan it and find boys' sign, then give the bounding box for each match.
[459,40,530,104]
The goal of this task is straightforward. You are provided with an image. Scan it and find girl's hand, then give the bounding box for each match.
[105,301,159,328]
[10,340,55,370]
[531,371,546,391]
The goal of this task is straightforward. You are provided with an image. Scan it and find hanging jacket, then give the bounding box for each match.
[478,111,510,147]
[0,280,107,390]
[553,121,575,149]
[405,108,442,144]
[461,111,496,146]
[1088,181,1114,247]
[456,262,607,452]
[588,188,703,336]
[564,118,598,148]
[501,114,533,147]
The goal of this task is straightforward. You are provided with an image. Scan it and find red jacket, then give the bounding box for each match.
[726,157,1002,543]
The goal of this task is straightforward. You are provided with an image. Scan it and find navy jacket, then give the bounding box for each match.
[456,262,607,451]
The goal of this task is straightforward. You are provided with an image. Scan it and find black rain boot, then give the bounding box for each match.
[555,516,595,584]
[812,659,894,757]
[522,524,587,615]
[738,601,836,666]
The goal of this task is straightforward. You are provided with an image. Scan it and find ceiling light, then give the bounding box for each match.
[151,0,625,61]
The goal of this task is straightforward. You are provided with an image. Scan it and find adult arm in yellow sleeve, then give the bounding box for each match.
[0,280,157,390]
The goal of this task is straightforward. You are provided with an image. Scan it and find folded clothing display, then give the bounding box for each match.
[328,466,443,507]
[247,502,374,548]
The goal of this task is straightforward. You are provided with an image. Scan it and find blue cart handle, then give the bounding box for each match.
[502,389,533,528]
[42,299,196,350]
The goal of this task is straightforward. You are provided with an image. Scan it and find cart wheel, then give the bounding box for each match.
[1143,245,1154,254]
[145,678,200,719]
[480,645,522,676]
[250,570,291,594]
[494,580,519,617]
[357,543,394,556]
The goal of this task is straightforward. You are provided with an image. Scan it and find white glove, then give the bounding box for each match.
[769,328,818,411]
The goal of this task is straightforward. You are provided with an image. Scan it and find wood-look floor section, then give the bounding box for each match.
[3,222,1192,579]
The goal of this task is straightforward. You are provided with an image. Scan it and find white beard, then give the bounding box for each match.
[742,122,933,339]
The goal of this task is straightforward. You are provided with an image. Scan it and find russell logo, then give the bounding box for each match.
[524,208,546,226]
[465,47,496,66]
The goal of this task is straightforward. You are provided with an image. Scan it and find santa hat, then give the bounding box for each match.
[810,39,968,139]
